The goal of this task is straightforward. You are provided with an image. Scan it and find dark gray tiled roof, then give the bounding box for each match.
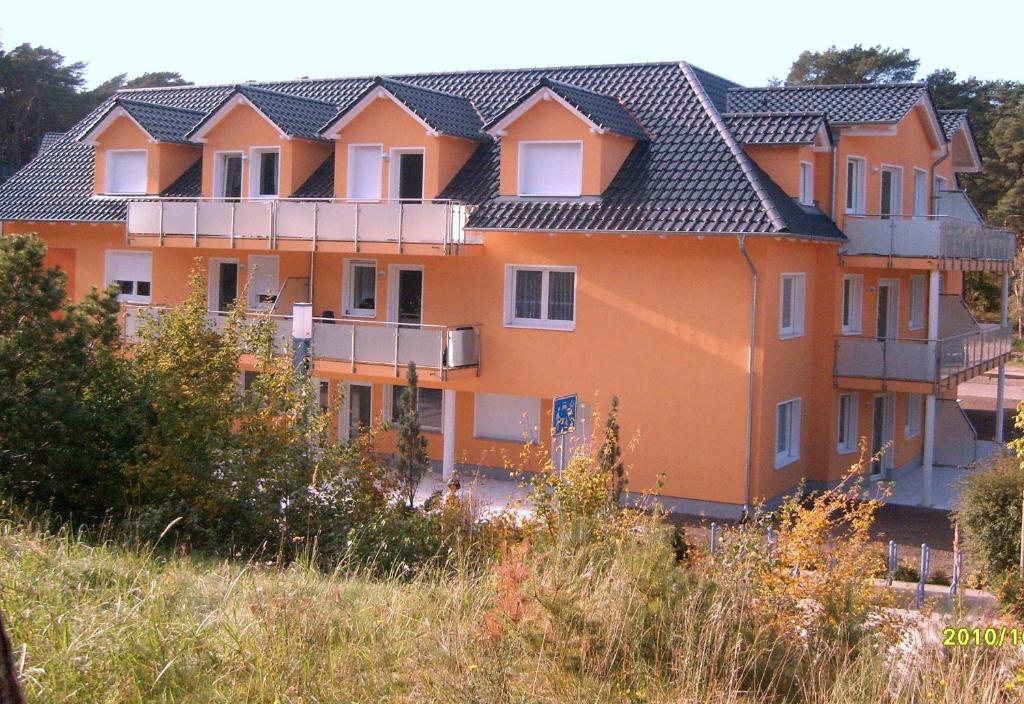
[727,83,928,124]
[0,61,843,239]
[723,112,829,145]
[160,159,202,197]
[326,77,486,141]
[938,109,967,140]
[38,132,66,155]
[485,78,648,140]
[104,99,204,144]
[186,85,338,142]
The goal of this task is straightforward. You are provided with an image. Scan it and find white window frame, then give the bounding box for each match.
[387,384,443,433]
[837,392,858,454]
[504,264,577,331]
[799,161,814,206]
[208,257,241,312]
[517,140,584,197]
[104,149,148,195]
[388,147,426,201]
[213,151,244,199]
[879,164,903,217]
[346,143,383,201]
[908,275,926,331]
[933,175,948,215]
[775,397,802,469]
[473,392,542,443]
[105,250,153,303]
[905,392,922,439]
[912,168,929,217]
[841,274,863,335]
[342,258,377,318]
[779,273,806,339]
[845,156,867,215]
[248,146,280,199]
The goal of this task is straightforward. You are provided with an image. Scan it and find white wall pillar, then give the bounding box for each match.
[923,393,936,507]
[442,389,456,482]
[928,270,941,340]
[996,272,1010,443]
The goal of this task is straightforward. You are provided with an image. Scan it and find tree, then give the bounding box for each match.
[394,362,429,509]
[0,233,142,518]
[598,395,625,504]
[785,45,919,86]
[81,71,191,111]
[0,41,86,170]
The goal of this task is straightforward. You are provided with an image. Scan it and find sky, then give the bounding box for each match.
[1,0,1021,89]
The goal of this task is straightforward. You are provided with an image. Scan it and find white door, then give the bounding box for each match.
[209,258,240,312]
[388,265,424,326]
[876,280,899,340]
[870,394,895,477]
[913,170,929,217]
[247,255,280,310]
[341,383,373,439]
[880,167,903,218]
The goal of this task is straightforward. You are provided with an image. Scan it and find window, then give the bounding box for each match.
[250,148,279,197]
[314,379,331,412]
[474,393,541,442]
[518,142,583,196]
[345,383,373,438]
[841,274,863,335]
[105,251,152,303]
[215,152,243,200]
[348,145,382,200]
[105,150,147,194]
[505,265,576,330]
[779,273,806,339]
[392,150,424,202]
[775,398,802,468]
[242,371,259,392]
[837,393,858,454]
[845,157,866,214]
[343,260,376,317]
[880,165,903,218]
[905,393,922,438]
[799,161,814,206]
[909,276,926,330]
[912,168,928,217]
[389,384,442,432]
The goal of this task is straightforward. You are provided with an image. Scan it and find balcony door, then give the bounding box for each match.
[870,394,895,477]
[215,153,243,202]
[209,258,240,313]
[391,149,424,204]
[342,382,373,439]
[879,166,903,219]
[389,265,423,326]
[876,280,899,340]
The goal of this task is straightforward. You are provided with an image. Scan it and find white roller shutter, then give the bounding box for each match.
[474,393,541,442]
[348,145,382,199]
[106,150,147,194]
[106,251,153,303]
[518,142,583,196]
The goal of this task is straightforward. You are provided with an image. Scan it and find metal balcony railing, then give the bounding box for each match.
[841,213,1015,261]
[835,325,1012,386]
[125,198,479,252]
[122,305,481,375]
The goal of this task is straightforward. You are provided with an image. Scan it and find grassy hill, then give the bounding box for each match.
[1,511,1019,703]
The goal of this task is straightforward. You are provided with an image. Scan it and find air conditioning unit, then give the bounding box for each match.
[446,327,478,368]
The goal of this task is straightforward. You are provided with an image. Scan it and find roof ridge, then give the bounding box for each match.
[724,110,827,118]
[680,62,788,233]
[236,83,337,107]
[376,76,468,100]
[116,97,205,115]
[541,76,614,98]
[731,82,926,92]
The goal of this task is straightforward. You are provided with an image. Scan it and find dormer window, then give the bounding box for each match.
[250,148,280,198]
[106,150,147,194]
[348,145,383,200]
[215,153,243,200]
[518,141,583,197]
[391,149,424,203]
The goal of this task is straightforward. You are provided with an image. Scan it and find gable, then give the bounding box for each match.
[331,94,434,144]
[201,102,285,146]
[93,114,151,149]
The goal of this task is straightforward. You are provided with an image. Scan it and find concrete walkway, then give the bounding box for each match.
[883,442,1004,511]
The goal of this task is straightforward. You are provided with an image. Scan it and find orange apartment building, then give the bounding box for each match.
[0,61,1013,518]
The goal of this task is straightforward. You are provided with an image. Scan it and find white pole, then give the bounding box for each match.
[923,394,936,507]
[441,389,456,483]
[928,270,941,340]
[997,272,1010,443]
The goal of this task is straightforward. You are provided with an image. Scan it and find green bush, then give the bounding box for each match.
[955,455,1024,576]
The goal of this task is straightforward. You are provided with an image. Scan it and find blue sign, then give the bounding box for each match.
[552,394,578,436]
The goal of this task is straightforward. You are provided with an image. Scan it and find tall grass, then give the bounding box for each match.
[1,511,1018,703]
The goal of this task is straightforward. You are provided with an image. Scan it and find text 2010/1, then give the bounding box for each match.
[943,627,1023,647]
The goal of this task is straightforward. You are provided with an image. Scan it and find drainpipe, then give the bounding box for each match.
[738,235,758,513]
[830,141,839,222]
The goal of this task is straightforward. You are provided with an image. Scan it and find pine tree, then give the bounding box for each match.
[598,395,625,505]
[395,362,429,508]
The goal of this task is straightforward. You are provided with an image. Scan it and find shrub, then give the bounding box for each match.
[955,454,1024,576]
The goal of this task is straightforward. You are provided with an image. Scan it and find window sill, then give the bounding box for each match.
[504,322,575,332]
[837,446,857,456]
[840,329,862,336]
[474,434,541,445]
[907,325,924,332]
[779,331,804,341]
[905,430,920,440]
[344,310,377,319]
[774,454,800,470]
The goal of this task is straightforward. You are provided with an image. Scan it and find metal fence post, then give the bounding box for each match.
[887,540,898,586]
[709,522,718,555]
[915,543,930,608]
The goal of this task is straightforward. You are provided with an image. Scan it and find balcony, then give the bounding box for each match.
[835,325,1011,389]
[841,195,1015,267]
[125,198,481,255]
[123,306,481,380]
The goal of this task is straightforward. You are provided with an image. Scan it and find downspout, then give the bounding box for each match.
[738,234,758,513]
[830,140,839,223]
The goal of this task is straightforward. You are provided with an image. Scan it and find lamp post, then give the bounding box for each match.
[292,302,312,372]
